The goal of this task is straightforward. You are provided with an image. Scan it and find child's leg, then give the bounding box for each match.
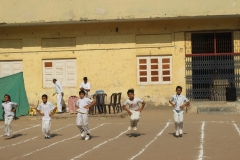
[57,94,63,112]
[179,111,184,134]
[42,120,49,137]
[82,114,90,135]
[173,110,180,135]
[130,120,134,128]
[133,112,141,127]
[76,113,84,133]
[133,120,139,127]
[45,120,51,137]
[130,111,135,127]
[4,116,13,134]
[4,117,9,133]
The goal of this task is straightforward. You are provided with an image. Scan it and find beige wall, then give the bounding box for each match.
[1,0,240,24]
[0,18,240,107]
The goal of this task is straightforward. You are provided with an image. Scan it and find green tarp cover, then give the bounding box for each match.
[0,72,29,120]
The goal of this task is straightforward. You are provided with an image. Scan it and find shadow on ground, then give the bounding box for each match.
[4,133,26,140]
[51,134,62,138]
[168,132,187,138]
[126,133,146,138]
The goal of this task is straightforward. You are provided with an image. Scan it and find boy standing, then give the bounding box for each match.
[169,86,190,138]
[37,94,57,139]
[75,90,95,140]
[79,77,91,97]
[52,78,64,113]
[123,89,145,131]
[2,94,18,136]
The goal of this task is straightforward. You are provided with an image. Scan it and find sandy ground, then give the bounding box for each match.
[0,110,240,160]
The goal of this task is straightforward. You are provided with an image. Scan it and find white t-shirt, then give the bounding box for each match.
[170,94,189,111]
[2,102,17,117]
[55,81,63,94]
[80,82,90,96]
[37,102,55,120]
[75,97,92,114]
[123,98,143,111]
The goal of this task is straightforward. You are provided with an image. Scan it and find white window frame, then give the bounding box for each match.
[0,61,23,78]
[137,56,172,85]
[42,59,76,88]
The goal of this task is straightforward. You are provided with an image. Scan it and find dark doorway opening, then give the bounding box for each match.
[190,32,235,100]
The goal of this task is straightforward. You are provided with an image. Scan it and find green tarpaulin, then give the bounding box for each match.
[0,72,29,120]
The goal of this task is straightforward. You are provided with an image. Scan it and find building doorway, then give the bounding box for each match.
[185,32,239,101]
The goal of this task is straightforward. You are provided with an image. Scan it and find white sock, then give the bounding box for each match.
[175,130,179,136]
[179,129,183,134]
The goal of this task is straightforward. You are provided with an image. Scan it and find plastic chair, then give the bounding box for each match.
[116,93,122,113]
[98,94,108,114]
[112,93,118,114]
[105,93,117,114]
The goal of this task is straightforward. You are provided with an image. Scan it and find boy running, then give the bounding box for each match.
[75,90,95,140]
[123,89,145,131]
[2,94,18,136]
[169,86,190,138]
[37,94,57,139]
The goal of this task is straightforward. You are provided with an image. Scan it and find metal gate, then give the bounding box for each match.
[185,32,240,101]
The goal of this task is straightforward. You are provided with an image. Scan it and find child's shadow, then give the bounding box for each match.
[5,134,26,140]
[126,133,145,138]
[51,134,62,138]
[168,132,187,138]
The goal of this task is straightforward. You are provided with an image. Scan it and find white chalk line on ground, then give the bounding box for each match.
[0,124,73,150]
[197,122,205,160]
[138,121,232,125]
[13,123,107,160]
[0,125,40,137]
[70,130,128,160]
[129,122,170,160]
[232,121,240,135]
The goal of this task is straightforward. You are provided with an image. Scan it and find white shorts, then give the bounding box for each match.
[130,110,140,121]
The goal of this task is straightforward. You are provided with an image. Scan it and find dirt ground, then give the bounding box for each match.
[0,110,240,160]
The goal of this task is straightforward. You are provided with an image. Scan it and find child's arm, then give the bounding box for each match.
[136,101,145,112]
[169,100,175,107]
[122,105,132,116]
[49,107,57,117]
[180,101,190,109]
[169,96,175,107]
[11,104,18,112]
[37,109,44,116]
[84,101,96,109]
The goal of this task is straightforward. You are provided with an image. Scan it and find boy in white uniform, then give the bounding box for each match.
[2,94,18,136]
[123,89,145,131]
[37,94,57,139]
[52,79,64,113]
[169,86,190,138]
[80,77,91,97]
[75,90,95,140]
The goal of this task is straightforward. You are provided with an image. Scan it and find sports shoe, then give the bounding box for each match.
[7,133,10,137]
[85,135,90,140]
[133,127,137,131]
[128,126,132,131]
[81,131,85,138]
[45,136,51,139]
[175,130,179,138]
[179,129,183,134]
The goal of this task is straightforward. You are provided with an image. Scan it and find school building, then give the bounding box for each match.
[1,0,240,107]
